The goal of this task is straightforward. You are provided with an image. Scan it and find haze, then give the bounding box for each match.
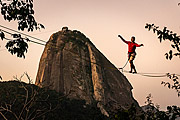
[0,0,180,110]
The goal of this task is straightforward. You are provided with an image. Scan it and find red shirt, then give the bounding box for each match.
[123,41,141,53]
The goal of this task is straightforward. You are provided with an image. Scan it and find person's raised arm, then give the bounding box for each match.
[118,35,128,44]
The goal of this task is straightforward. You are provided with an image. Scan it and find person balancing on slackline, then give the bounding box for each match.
[118,35,144,73]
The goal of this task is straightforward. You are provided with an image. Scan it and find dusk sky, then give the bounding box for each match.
[0,0,180,110]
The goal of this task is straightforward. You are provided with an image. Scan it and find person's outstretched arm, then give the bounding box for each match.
[118,35,128,44]
[135,43,144,47]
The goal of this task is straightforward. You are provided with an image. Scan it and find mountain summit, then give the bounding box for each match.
[35,27,140,116]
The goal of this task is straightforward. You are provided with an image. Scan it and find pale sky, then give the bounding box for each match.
[0,0,180,110]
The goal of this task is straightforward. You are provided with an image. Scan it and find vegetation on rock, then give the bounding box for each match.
[0,80,106,120]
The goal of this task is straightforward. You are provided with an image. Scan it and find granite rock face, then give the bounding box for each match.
[35,27,140,116]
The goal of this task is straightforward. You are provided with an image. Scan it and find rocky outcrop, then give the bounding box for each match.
[35,27,140,116]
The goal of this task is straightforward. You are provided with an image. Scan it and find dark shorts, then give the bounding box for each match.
[128,52,136,61]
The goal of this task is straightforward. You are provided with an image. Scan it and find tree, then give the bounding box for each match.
[161,73,180,97]
[145,22,180,98]
[145,23,180,119]
[142,94,180,120]
[0,73,106,120]
[145,23,180,97]
[145,2,180,60]
[145,23,180,60]
[0,0,44,58]
[0,73,59,120]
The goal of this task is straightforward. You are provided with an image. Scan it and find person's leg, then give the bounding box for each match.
[131,60,137,73]
[128,53,132,72]
[129,53,137,73]
[131,54,137,73]
[129,60,133,73]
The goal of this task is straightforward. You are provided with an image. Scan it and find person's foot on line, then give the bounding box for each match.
[133,71,137,74]
[129,71,132,73]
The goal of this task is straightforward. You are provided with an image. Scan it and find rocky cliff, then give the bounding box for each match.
[35,27,140,116]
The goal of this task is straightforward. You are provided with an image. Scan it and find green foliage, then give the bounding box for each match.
[143,94,169,120]
[161,73,180,97]
[167,106,180,120]
[0,0,44,31]
[0,31,30,58]
[145,23,180,60]
[0,0,45,58]
[0,80,106,120]
[110,93,180,120]
[143,94,180,120]
[0,31,5,40]
[5,34,29,58]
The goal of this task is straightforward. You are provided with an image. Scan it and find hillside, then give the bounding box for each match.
[0,80,106,120]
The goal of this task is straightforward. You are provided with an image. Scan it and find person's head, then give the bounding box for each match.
[131,36,135,43]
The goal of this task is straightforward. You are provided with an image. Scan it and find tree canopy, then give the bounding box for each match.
[145,23,180,60]
[0,0,44,58]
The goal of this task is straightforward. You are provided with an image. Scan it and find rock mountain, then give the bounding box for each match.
[35,27,140,116]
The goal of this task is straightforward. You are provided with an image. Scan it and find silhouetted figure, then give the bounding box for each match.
[118,35,144,73]
[0,76,2,80]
